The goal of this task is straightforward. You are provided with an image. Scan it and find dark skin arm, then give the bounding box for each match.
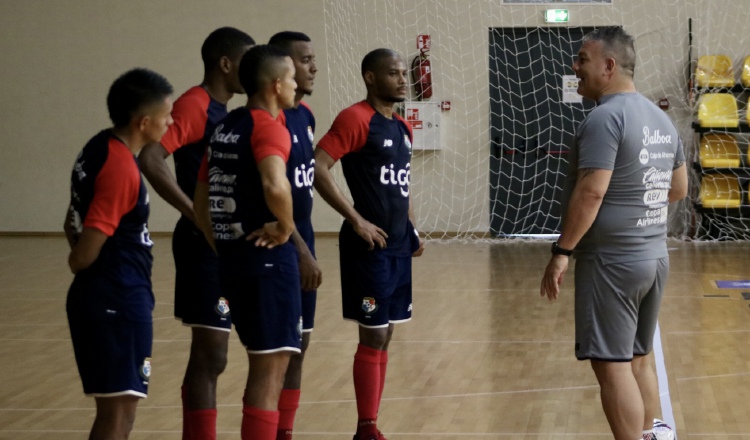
[140,143,196,224]
[313,147,388,250]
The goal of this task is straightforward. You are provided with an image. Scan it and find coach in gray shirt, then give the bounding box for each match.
[540,27,688,440]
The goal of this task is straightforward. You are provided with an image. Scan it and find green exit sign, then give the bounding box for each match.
[544,9,569,23]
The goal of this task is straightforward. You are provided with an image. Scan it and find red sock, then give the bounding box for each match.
[241,406,279,440]
[184,409,217,440]
[377,350,388,407]
[181,386,217,440]
[277,388,301,434]
[353,344,383,433]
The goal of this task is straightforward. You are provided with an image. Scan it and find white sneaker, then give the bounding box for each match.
[653,418,675,440]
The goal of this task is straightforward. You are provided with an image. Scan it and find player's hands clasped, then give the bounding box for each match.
[540,255,569,301]
[248,221,293,249]
[353,218,388,250]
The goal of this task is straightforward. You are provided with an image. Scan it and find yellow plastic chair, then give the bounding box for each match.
[695,55,735,87]
[741,55,750,87]
[697,93,738,128]
[699,174,742,208]
[699,134,741,168]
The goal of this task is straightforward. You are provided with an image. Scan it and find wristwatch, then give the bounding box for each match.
[551,241,573,256]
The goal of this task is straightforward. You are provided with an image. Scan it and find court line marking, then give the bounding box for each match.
[0,429,617,436]
[0,384,601,413]
[676,371,750,382]
[654,322,677,438]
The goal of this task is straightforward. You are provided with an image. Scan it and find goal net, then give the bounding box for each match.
[322,0,750,241]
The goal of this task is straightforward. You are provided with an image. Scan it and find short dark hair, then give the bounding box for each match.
[201,27,256,73]
[584,26,636,77]
[106,68,173,128]
[361,48,399,78]
[268,31,311,53]
[239,44,291,98]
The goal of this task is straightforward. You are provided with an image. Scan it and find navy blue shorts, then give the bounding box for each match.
[67,278,154,397]
[173,219,230,331]
[301,290,317,332]
[218,243,302,353]
[340,246,413,328]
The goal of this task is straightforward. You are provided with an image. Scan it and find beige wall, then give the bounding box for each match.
[1,0,747,234]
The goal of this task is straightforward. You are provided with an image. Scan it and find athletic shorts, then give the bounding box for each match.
[301,290,317,332]
[173,219,230,331]
[66,279,154,398]
[340,245,413,328]
[574,254,669,361]
[299,232,317,332]
[218,243,302,353]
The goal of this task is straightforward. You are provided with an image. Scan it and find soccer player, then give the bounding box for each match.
[313,48,425,440]
[138,27,254,440]
[539,27,687,440]
[193,44,299,440]
[64,68,173,440]
[268,30,320,440]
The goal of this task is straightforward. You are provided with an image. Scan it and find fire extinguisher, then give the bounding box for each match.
[411,50,432,100]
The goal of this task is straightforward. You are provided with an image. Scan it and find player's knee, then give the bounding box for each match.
[359,329,389,349]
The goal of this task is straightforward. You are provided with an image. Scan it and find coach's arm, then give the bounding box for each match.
[668,163,688,203]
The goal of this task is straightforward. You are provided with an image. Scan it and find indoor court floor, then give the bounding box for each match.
[1,235,749,439]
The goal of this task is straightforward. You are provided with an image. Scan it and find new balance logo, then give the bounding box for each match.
[383,139,393,147]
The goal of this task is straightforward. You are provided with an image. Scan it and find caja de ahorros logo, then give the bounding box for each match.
[379,162,410,197]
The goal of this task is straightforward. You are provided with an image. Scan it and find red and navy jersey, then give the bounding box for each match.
[68,130,153,289]
[318,101,414,255]
[280,101,316,250]
[160,86,227,206]
[200,107,292,246]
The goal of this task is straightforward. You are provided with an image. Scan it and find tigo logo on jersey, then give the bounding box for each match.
[293,159,315,197]
[140,358,152,381]
[379,163,410,197]
[215,297,230,317]
[362,297,378,314]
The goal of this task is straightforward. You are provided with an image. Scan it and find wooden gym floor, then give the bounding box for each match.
[1,236,749,439]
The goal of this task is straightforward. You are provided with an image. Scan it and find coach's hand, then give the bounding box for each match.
[248,221,293,249]
[353,218,388,250]
[540,255,569,301]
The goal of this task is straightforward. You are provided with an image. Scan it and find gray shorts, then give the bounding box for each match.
[574,254,669,361]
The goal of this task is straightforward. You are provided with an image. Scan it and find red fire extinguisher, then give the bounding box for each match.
[411,50,432,100]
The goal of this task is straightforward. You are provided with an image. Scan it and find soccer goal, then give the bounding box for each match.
[323,0,750,241]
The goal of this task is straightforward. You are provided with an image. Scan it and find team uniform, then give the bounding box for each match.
[280,101,317,332]
[66,130,155,397]
[200,107,302,353]
[317,101,420,328]
[160,86,231,331]
[564,92,685,361]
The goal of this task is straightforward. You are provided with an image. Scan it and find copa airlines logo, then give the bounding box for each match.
[642,127,672,146]
[210,124,240,144]
[380,163,410,197]
[208,167,236,185]
[294,158,315,197]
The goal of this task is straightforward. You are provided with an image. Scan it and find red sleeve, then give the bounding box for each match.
[316,103,371,161]
[394,112,414,143]
[83,140,139,236]
[160,87,211,155]
[197,151,209,183]
[250,110,292,163]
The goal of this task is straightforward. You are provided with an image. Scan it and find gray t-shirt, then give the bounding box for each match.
[563,92,685,262]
